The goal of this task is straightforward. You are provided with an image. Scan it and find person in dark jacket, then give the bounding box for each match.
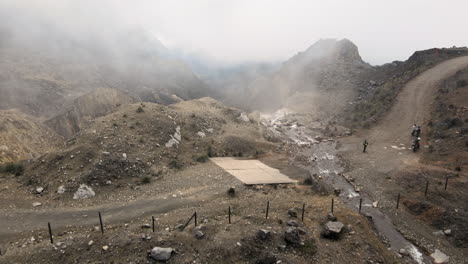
[363,139,369,153]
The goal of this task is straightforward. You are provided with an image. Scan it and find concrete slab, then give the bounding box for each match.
[210,157,297,185]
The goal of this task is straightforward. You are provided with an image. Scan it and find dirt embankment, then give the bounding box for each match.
[0,109,63,164]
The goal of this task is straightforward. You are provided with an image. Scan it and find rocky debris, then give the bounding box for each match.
[122,153,127,159]
[256,229,272,241]
[32,202,42,207]
[57,185,66,194]
[443,229,451,236]
[102,245,109,251]
[430,249,449,263]
[165,126,181,148]
[35,187,44,194]
[398,248,409,256]
[196,131,206,138]
[327,213,337,222]
[288,208,298,218]
[87,240,94,246]
[150,247,174,261]
[175,224,184,231]
[321,221,344,239]
[141,224,151,229]
[73,184,95,199]
[287,220,299,227]
[102,151,110,156]
[284,227,302,245]
[194,230,205,240]
[238,112,250,122]
[372,201,378,208]
[432,230,445,236]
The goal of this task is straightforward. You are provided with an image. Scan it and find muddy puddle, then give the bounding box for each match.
[261,111,429,264]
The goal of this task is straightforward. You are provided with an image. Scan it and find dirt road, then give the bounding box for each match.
[344,56,468,170]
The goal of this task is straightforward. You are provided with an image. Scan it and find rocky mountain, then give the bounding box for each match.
[0,110,63,163]
[223,39,369,125]
[0,16,212,119]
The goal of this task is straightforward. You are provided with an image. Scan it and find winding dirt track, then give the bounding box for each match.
[346,56,468,172]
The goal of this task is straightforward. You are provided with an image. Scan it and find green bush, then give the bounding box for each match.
[169,159,183,169]
[0,162,24,176]
[141,176,151,184]
[194,154,209,163]
[136,106,144,113]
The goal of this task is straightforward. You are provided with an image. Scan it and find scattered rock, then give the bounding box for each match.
[165,126,181,148]
[256,229,271,241]
[327,213,337,221]
[102,245,109,251]
[35,187,44,194]
[141,224,151,229]
[398,248,409,256]
[122,153,127,159]
[321,221,344,239]
[238,112,250,122]
[57,185,66,194]
[432,230,445,236]
[284,227,301,245]
[150,247,174,261]
[102,152,110,156]
[175,224,184,231]
[73,184,95,199]
[32,202,42,207]
[194,230,205,240]
[372,201,378,208]
[288,208,298,218]
[443,229,451,236]
[430,249,449,263]
[196,131,206,138]
[287,220,299,227]
[88,240,94,246]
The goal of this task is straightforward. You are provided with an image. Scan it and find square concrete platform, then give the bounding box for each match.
[210,157,297,185]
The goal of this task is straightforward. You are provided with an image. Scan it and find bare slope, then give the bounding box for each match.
[0,109,63,164]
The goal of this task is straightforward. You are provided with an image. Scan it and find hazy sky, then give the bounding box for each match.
[3,0,468,65]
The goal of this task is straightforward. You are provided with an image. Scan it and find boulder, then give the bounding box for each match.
[443,229,451,236]
[32,202,42,207]
[288,208,298,218]
[196,131,206,138]
[256,229,271,241]
[327,213,337,221]
[57,185,66,194]
[150,247,174,261]
[194,230,205,240]
[73,184,95,199]
[430,249,449,263]
[287,220,299,227]
[35,187,44,194]
[284,227,301,245]
[321,221,344,239]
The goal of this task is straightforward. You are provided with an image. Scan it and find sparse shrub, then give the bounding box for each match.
[207,146,214,157]
[136,106,144,113]
[455,166,461,172]
[139,138,144,144]
[123,114,127,118]
[141,176,151,184]
[300,239,317,255]
[1,162,24,176]
[191,113,196,118]
[303,176,313,185]
[169,159,183,169]
[112,122,118,127]
[195,154,209,163]
[227,187,236,197]
[141,103,146,107]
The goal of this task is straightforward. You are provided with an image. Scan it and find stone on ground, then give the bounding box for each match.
[150,247,174,261]
[430,249,449,263]
[73,184,95,199]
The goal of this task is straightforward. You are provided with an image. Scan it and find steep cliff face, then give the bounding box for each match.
[45,88,136,139]
[245,39,371,120]
[0,110,63,164]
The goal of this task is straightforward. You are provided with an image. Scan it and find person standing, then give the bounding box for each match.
[363,139,369,153]
[411,124,417,136]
